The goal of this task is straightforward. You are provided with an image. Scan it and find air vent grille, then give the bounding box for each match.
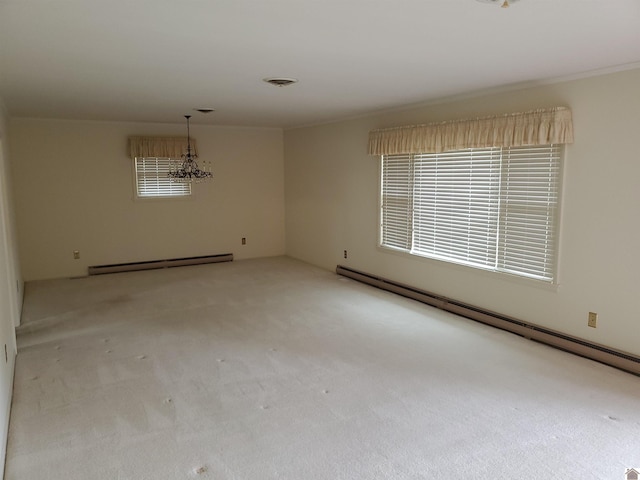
[263,77,298,87]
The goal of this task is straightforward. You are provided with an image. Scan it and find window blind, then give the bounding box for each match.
[380,144,563,282]
[381,154,413,250]
[413,148,501,267]
[497,145,561,280]
[135,157,191,197]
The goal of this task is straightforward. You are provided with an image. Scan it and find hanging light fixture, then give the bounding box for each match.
[168,115,212,183]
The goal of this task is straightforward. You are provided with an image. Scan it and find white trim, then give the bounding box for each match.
[286,62,640,131]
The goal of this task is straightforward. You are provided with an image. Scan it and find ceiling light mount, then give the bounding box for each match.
[194,108,215,114]
[263,77,298,87]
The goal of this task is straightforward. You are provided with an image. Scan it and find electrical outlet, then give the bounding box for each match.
[343,250,348,259]
[73,250,80,259]
[588,312,597,328]
[241,237,246,245]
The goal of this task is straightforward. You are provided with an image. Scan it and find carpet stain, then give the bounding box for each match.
[106,295,133,305]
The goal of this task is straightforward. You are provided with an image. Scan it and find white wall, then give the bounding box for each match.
[0,100,20,479]
[284,67,640,357]
[10,119,286,281]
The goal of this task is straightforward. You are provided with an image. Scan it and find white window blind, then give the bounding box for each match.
[497,145,561,280]
[381,154,413,250]
[380,145,562,282]
[413,148,501,267]
[135,157,191,198]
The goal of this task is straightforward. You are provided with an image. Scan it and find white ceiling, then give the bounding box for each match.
[1,0,640,128]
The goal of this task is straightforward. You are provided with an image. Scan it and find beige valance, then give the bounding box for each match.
[127,136,198,160]
[368,106,574,156]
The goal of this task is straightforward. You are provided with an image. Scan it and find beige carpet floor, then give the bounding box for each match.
[6,256,640,479]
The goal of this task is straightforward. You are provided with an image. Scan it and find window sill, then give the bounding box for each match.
[377,244,561,293]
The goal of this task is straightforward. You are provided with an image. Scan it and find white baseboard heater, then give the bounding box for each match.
[88,253,233,275]
[336,265,640,376]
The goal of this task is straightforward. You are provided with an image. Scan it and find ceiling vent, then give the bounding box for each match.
[476,0,520,6]
[263,77,298,87]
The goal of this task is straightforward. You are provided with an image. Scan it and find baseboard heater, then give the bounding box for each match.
[88,253,233,275]
[336,265,640,376]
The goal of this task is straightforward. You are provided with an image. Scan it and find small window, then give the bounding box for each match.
[380,144,563,283]
[134,157,191,198]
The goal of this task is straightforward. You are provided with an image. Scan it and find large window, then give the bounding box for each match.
[134,157,191,198]
[381,145,562,282]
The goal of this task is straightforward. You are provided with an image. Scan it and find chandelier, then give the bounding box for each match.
[168,115,213,183]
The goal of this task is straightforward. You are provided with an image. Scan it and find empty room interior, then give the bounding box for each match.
[1,1,640,479]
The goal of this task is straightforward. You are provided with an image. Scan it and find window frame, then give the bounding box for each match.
[379,145,564,284]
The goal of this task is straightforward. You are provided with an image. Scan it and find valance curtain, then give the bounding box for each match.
[368,106,573,156]
[127,136,198,160]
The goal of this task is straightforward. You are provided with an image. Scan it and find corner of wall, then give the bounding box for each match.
[0,96,20,480]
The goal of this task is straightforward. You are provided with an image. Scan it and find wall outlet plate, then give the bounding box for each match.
[588,312,597,328]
